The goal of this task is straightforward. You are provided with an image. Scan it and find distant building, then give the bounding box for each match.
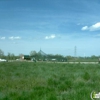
[38,49,47,56]
[20,49,67,62]
[21,55,31,60]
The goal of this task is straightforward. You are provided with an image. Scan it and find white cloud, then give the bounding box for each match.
[90,22,100,31]
[81,22,100,31]
[45,36,49,39]
[9,36,14,40]
[9,36,21,40]
[81,26,88,30]
[45,34,56,39]
[14,36,21,40]
[1,37,6,40]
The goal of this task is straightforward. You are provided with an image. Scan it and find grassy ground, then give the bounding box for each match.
[0,62,100,100]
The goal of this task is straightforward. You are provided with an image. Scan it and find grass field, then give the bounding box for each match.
[0,62,100,100]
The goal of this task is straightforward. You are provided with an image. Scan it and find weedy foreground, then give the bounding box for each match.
[0,62,100,100]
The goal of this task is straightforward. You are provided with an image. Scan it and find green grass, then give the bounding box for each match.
[0,62,100,100]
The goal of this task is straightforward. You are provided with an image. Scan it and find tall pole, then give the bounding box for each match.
[74,46,77,61]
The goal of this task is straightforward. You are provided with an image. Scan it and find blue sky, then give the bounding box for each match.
[0,0,100,56]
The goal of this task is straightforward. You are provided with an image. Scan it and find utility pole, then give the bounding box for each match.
[74,46,77,61]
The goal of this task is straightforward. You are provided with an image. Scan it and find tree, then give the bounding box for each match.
[7,53,17,60]
[10,53,15,60]
[30,50,39,60]
[91,55,98,59]
[0,49,4,58]
[30,51,37,57]
[66,56,73,60]
[7,52,11,60]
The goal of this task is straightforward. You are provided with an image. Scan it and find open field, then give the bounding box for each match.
[0,62,100,100]
[66,62,99,64]
[8,60,99,64]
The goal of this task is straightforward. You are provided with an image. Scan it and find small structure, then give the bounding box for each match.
[51,59,57,62]
[21,55,31,60]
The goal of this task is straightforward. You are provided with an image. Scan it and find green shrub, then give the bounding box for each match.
[83,72,90,81]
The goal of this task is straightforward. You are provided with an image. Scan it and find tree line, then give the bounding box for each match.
[0,49,18,60]
[0,49,67,61]
[0,49,100,62]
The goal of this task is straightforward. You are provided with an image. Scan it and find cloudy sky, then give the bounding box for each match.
[0,0,100,56]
